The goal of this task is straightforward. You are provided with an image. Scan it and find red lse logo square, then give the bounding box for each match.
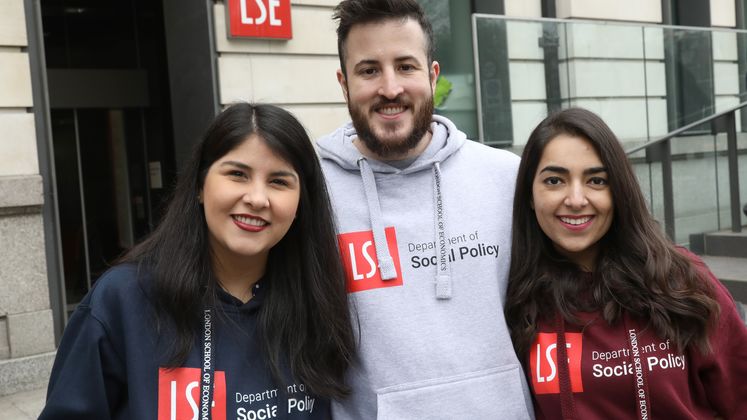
[338,227,403,293]
[158,367,227,420]
[529,332,584,394]
[227,0,292,39]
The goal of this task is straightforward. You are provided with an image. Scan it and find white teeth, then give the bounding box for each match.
[560,216,591,225]
[234,215,267,226]
[380,106,404,115]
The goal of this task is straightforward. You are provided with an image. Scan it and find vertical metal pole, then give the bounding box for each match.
[726,111,743,232]
[661,0,673,24]
[540,0,562,114]
[661,140,676,240]
[25,0,68,341]
[541,0,556,17]
[661,0,680,131]
[472,0,504,14]
[72,110,92,291]
[736,0,747,130]
[540,24,562,113]
[139,109,153,230]
[162,0,220,170]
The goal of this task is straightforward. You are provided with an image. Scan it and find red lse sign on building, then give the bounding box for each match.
[227,0,292,39]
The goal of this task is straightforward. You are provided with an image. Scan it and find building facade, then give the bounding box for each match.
[1,0,745,395]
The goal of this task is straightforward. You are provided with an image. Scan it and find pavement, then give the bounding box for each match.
[0,386,45,419]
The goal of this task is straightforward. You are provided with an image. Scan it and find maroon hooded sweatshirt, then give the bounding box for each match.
[526,253,747,419]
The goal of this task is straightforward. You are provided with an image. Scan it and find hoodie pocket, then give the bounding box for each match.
[375,365,531,420]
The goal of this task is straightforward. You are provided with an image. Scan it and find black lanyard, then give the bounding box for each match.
[200,308,215,420]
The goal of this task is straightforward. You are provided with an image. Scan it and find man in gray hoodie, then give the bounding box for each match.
[317,1,534,418]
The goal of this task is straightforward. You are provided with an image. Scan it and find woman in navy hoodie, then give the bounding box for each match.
[40,103,355,419]
[505,108,747,419]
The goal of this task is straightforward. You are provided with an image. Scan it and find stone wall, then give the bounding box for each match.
[214,0,349,140]
[0,0,55,396]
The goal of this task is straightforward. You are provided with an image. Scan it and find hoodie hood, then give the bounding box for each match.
[316,114,466,174]
[215,280,263,315]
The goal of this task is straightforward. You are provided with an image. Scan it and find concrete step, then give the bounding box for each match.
[700,255,747,303]
[737,301,747,322]
[700,256,747,325]
[692,230,747,258]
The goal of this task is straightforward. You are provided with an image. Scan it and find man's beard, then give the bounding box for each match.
[348,94,434,160]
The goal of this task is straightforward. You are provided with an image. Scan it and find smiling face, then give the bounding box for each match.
[337,18,439,160]
[200,134,300,274]
[531,134,614,271]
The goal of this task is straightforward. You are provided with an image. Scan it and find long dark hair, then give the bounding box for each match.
[505,108,719,358]
[122,102,355,398]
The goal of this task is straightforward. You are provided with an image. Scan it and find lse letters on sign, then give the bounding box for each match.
[227,0,292,39]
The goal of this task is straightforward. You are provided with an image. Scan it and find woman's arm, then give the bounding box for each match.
[39,304,127,419]
[691,258,747,418]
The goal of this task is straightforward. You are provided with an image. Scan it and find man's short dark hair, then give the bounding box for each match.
[333,0,435,76]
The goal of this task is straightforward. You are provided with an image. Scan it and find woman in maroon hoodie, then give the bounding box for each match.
[505,107,747,419]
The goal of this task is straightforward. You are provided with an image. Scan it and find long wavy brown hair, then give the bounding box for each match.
[505,108,719,358]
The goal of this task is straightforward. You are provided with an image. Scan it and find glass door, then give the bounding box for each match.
[52,108,152,312]
[42,0,175,323]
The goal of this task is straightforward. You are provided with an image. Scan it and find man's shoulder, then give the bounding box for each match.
[454,140,521,169]
[432,115,520,164]
[461,139,519,158]
[316,123,352,150]
[316,123,359,170]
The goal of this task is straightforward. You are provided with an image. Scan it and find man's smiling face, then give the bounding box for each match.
[337,18,439,160]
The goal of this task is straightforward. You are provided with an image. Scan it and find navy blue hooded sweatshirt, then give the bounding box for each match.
[39,264,329,420]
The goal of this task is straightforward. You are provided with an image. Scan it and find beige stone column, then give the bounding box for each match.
[0,0,55,396]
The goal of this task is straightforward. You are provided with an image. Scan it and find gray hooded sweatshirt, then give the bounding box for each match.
[318,115,534,419]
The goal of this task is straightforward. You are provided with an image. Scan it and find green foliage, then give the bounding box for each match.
[433,75,453,109]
